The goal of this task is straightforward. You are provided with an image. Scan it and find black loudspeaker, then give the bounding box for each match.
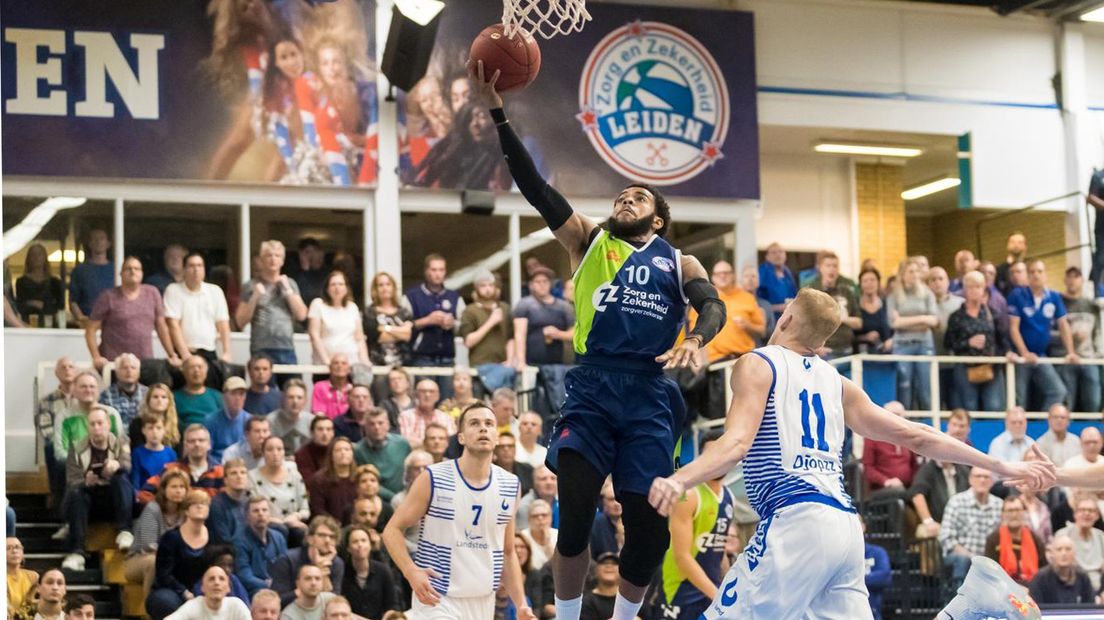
[462,190,495,216]
[380,3,444,92]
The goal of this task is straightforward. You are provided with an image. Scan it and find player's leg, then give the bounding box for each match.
[551,448,606,620]
[614,493,671,619]
[802,511,872,620]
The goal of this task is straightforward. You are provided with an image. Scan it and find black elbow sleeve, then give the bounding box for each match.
[685,278,726,345]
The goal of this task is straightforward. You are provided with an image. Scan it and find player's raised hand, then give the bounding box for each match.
[656,337,703,370]
[648,476,685,517]
[409,567,443,606]
[467,59,503,109]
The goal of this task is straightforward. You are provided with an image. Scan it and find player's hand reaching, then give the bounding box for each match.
[515,606,537,620]
[656,337,703,370]
[648,475,686,517]
[467,59,504,109]
[999,445,1057,492]
[409,567,443,606]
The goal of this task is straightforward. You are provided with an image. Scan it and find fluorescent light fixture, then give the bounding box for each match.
[1082,5,1104,21]
[814,142,924,158]
[902,177,961,201]
[394,0,445,26]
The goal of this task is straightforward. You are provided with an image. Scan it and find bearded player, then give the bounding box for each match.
[470,62,727,620]
[648,288,1055,619]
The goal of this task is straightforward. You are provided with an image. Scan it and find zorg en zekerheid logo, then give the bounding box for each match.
[577,20,729,186]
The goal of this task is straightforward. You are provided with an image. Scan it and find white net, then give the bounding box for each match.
[502,0,591,40]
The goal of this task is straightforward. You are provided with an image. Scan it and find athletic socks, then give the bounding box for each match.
[554,595,583,620]
[612,593,644,620]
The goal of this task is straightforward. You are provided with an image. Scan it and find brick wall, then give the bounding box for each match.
[856,163,907,276]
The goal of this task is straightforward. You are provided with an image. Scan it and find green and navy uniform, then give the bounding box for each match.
[658,483,734,619]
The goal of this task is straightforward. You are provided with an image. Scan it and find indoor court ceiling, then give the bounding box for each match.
[896,0,1102,18]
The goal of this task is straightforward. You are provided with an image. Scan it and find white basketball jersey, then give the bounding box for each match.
[414,460,520,598]
[742,345,853,519]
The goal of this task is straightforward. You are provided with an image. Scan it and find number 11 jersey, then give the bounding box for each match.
[743,345,854,520]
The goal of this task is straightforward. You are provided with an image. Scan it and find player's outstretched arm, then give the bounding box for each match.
[382,472,441,607]
[649,354,771,516]
[469,60,596,265]
[841,379,1055,488]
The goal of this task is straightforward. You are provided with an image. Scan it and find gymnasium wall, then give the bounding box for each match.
[906,209,1069,277]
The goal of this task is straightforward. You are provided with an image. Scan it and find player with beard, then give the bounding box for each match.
[470,62,728,620]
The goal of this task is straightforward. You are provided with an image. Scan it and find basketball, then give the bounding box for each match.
[469,23,542,92]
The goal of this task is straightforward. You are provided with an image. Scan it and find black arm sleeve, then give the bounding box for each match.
[492,108,575,231]
[685,277,726,346]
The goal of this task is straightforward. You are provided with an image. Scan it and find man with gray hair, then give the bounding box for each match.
[987,407,1035,465]
[236,240,308,366]
[99,353,147,428]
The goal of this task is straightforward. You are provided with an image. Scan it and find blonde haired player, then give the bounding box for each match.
[649,288,1055,619]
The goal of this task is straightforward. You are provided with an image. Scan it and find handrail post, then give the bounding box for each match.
[1005,360,1016,409]
[725,363,733,410]
[930,356,940,429]
[852,356,864,391]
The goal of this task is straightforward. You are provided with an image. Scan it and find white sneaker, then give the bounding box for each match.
[51,524,69,540]
[115,530,134,551]
[61,553,85,571]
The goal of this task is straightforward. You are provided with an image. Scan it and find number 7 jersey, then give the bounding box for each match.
[743,345,854,519]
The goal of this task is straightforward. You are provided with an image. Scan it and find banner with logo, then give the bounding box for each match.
[1,0,378,186]
[398,1,758,199]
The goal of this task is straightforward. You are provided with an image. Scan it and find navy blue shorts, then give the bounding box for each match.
[546,364,686,497]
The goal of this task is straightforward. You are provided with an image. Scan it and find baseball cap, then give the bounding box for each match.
[595,552,619,565]
[529,266,556,281]
[222,376,248,392]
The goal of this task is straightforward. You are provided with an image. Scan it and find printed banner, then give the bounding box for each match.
[1,0,378,186]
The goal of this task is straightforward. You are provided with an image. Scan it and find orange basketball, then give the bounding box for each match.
[469,24,541,92]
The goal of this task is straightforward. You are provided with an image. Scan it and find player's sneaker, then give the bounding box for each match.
[116,530,134,551]
[51,524,69,540]
[61,553,85,572]
[936,556,1042,620]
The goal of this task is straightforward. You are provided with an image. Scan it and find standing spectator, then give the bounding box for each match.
[234,497,288,598]
[757,242,796,318]
[308,271,369,365]
[223,417,271,470]
[363,272,413,372]
[987,407,1035,464]
[740,265,775,346]
[1008,259,1077,409]
[809,252,860,359]
[237,240,309,366]
[250,437,310,542]
[1036,404,1081,466]
[929,266,964,405]
[979,261,1012,352]
[888,258,939,410]
[164,252,232,377]
[85,257,178,369]
[404,254,463,377]
[863,520,891,620]
[397,380,455,449]
[909,458,970,539]
[209,459,251,545]
[1055,496,1104,590]
[61,406,134,571]
[1029,535,1097,607]
[459,270,517,391]
[129,383,181,452]
[174,356,223,430]
[861,401,920,494]
[2,262,24,328]
[269,516,346,607]
[378,367,414,431]
[205,377,252,463]
[949,250,978,295]
[422,423,449,464]
[353,409,410,502]
[494,432,534,495]
[939,467,1003,590]
[333,384,374,443]
[39,356,77,514]
[244,356,282,415]
[312,355,353,419]
[995,232,1028,297]
[308,438,359,525]
[32,569,67,620]
[437,367,481,420]
[520,499,558,571]
[295,416,334,482]
[984,496,1046,585]
[1010,261,1030,290]
[292,238,329,306]
[126,470,188,601]
[522,256,565,299]
[131,413,178,497]
[516,411,547,467]
[138,425,225,502]
[1058,266,1101,412]
[166,565,251,620]
[340,525,399,619]
[579,552,620,620]
[15,243,64,325]
[945,271,1003,411]
[7,537,38,620]
[699,260,764,362]
[56,371,124,463]
[268,379,312,452]
[99,353,147,428]
[856,268,892,354]
[513,267,575,416]
[146,244,188,294]
[68,228,114,324]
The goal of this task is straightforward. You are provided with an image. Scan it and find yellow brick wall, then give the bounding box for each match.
[856,164,907,276]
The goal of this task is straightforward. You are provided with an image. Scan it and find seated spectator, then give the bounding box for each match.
[987,407,1035,465]
[945,271,1003,411]
[166,565,251,620]
[147,490,212,620]
[1036,404,1081,467]
[296,415,335,482]
[511,533,554,620]
[515,412,547,467]
[341,525,399,619]
[856,268,891,354]
[85,256,178,370]
[64,593,95,620]
[589,482,623,559]
[984,496,1046,585]
[388,450,433,510]
[1008,259,1076,409]
[1029,535,1097,607]
[147,244,188,294]
[235,497,288,598]
[494,432,534,495]
[270,516,346,607]
[308,438,359,524]
[308,270,370,366]
[174,356,223,431]
[398,380,455,449]
[282,565,335,620]
[164,251,232,381]
[363,272,414,374]
[131,383,181,450]
[209,458,251,545]
[15,242,64,326]
[236,240,308,367]
[459,269,517,391]
[333,384,373,443]
[61,405,133,571]
[422,423,449,464]
[249,589,281,620]
[697,260,765,364]
[140,424,225,502]
[946,408,972,445]
[313,355,353,420]
[192,545,250,603]
[810,252,860,359]
[132,412,178,497]
[580,552,621,620]
[38,356,78,517]
[378,367,414,431]
[909,457,970,538]
[1020,487,1053,546]
[244,356,282,415]
[353,466,394,530]
[518,465,559,530]
[437,368,481,420]
[56,371,124,464]
[863,519,891,620]
[520,499,557,571]
[223,417,271,470]
[206,377,251,463]
[738,265,775,347]
[99,353,147,428]
[1064,426,1103,470]
[862,401,920,494]
[250,437,310,543]
[888,258,938,410]
[32,569,67,620]
[322,597,356,620]
[939,467,1003,590]
[126,470,188,600]
[353,408,410,502]
[6,537,37,620]
[1055,495,1104,591]
[268,379,312,453]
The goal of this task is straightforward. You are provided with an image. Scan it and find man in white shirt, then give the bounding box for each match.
[986,407,1035,465]
[167,566,251,620]
[516,411,548,467]
[1035,403,1081,467]
[165,252,232,368]
[1063,427,1103,470]
[1055,496,1104,591]
[280,565,334,620]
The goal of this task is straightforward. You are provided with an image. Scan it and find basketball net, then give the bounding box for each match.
[502,0,591,40]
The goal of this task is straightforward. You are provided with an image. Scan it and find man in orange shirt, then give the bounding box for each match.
[691,260,765,363]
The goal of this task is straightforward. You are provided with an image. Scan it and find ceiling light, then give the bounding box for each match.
[47,250,84,263]
[1081,5,1104,21]
[902,177,961,201]
[813,142,924,158]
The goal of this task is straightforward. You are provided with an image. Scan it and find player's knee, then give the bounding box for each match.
[618,492,671,587]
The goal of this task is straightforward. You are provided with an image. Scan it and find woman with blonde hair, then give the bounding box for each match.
[146,489,211,620]
[129,383,181,449]
[125,470,190,599]
[887,257,939,410]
